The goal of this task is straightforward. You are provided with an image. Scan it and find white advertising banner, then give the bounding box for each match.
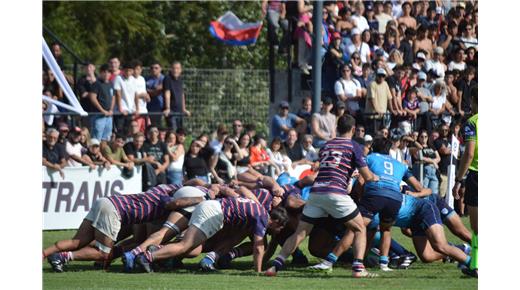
[42,166,142,230]
[445,135,460,208]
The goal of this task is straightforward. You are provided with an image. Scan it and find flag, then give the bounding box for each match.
[209,11,263,46]
[445,134,460,208]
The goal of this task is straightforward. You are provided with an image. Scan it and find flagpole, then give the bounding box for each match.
[311,0,323,114]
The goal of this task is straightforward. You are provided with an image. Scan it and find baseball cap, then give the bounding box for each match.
[376,68,387,76]
[323,97,333,105]
[364,134,373,143]
[416,52,426,60]
[332,31,341,40]
[336,101,346,109]
[375,48,385,57]
[279,101,290,109]
[418,71,427,80]
[351,28,361,35]
[434,47,444,55]
[90,138,101,146]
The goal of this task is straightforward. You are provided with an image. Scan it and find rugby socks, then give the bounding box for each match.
[470,234,478,270]
[322,252,338,267]
[205,251,219,263]
[131,246,144,257]
[352,258,365,273]
[379,255,389,267]
[59,251,73,262]
[292,248,306,259]
[272,256,287,271]
[229,247,244,260]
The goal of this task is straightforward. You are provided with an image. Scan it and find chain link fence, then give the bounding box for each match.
[182,68,269,136]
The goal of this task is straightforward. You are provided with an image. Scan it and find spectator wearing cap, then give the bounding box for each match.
[322,31,344,97]
[362,134,373,156]
[209,124,229,154]
[397,2,416,30]
[113,61,137,135]
[399,28,416,66]
[76,62,96,114]
[334,64,364,117]
[365,68,396,133]
[311,97,336,148]
[88,63,115,143]
[416,71,434,132]
[65,127,96,169]
[413,26,433,58]
[102,133,134,172]
[346,27,371,63]
[163,61,191,131]
[270,101,305,142]
[412,51,427,72]
[133,60,151,133]
[399,134,414,167]
[425,46,446,81]
[389,128,405,163]
[333,100,346,122]
[142,126,170,185]
[447,48,467,72]
[374,1,393,34]
[146,61,165,128]
[43,128,67,178]
[85,138,111,169]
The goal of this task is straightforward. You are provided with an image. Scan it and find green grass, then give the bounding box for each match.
[43,219,477,290]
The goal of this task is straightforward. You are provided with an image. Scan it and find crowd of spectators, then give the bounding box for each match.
[42,0,477,213]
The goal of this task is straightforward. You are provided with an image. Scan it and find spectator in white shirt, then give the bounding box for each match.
[351,1,370,32]
[65,127,96,169]
[113,62,137,135]
[334,64,364,117]
[133,60,151,133]
[346,28,371,64]
[425,47,447,81]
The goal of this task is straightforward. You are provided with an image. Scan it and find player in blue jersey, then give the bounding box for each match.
[135,197,289,273]
[265,115,380,278]
[45,182,215,272]
[357,137,431,271]
[366,194,473,270]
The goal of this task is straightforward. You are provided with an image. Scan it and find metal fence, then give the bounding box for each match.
[182,68,269,136]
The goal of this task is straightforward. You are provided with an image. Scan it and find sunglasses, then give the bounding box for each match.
[233,124,242,127]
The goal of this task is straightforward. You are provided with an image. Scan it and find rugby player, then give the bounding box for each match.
[265,115,380,278]
[44,183,212,272]
[135,197,289,273]
[453,87,478,277]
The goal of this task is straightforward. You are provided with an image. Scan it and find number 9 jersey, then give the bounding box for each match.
[364,152,413,202]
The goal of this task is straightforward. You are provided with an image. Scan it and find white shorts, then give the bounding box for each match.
[302,193,359,222]
[85,197,121,241]
[172,186,207,213]
[188,200,224,239]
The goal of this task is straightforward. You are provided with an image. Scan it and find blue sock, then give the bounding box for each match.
[379,255,389,265]
[390,239,407,256]
[464,255,471,267]
[293,248,305,258]
[272,256,286,271]
[325,253,338,264]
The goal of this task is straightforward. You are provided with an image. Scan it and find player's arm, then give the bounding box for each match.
[285,195,305,211]
[217,186,240,198]
[184,178,207,186]
[263,235,279,265]
[358,166,379,182]
[405,175,432,198]
[455,140,475,182]
[163,196,204,211]
[237,186,260,203]
[252,234,265,273]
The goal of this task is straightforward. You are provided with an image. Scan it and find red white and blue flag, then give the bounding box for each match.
[209,11,263,46]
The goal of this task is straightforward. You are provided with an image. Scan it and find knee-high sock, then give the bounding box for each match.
[470,233,478,270]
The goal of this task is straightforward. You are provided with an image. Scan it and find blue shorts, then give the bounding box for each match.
[430,194,455,221]
[359,193,402,225]
[411,200,443,236]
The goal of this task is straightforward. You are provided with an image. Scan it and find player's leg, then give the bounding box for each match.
[43,219,95,258]
[200,228,249,271]
[412,234,445,262]
[464,170,478,274]
[426,224,471,266]
[444,213,472,243]
[377,197,401,271]
[308,226,337,259]
[70,228,114,261]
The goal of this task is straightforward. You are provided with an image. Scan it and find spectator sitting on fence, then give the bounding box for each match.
[85,138,111,169]
[146,61,165,128]
[271,101,305,142]
[43,128,67,178]
[133,60,151,132]
[101,133,134,176]
[230,119,244,142]
[165,130,185,185]
[250,133,279,177]
[65,126,96,170]
[88,63,114,143]
[311,97,336,148]
[301,134,318,162]
[210,124,229,154]
[142,126,170,185]
[266,137,291,174]
[284,128,313,168]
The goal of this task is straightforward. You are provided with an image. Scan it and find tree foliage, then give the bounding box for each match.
[43,1,272,68]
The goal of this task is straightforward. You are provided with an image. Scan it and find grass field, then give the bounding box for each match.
[43,219,477,290]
